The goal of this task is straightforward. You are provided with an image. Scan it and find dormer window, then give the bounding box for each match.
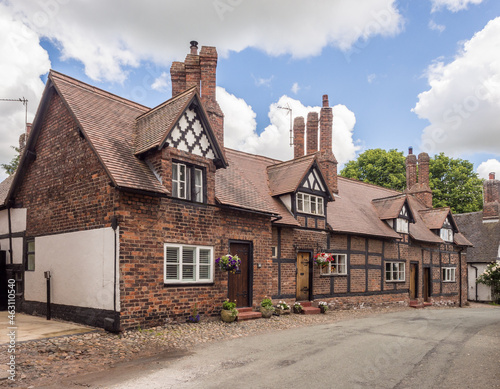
[296,193,324,216]
[440,217,454,242]
[395,204,410,234]
[172,162,204,203]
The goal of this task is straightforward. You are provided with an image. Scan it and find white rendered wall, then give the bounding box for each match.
[0,208,26,264]
[468,263,492,301]
[24,227,120,311]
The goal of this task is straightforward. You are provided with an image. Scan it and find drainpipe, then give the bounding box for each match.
[7,205,13,265]
[470,264,478,302]
[111,215,118,328]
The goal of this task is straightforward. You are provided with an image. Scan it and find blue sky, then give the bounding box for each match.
[1,0,500,182]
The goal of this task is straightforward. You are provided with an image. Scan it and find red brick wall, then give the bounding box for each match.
[118,193,272,329]
[15,92,116,235]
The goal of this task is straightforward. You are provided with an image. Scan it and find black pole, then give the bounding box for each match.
[46,277,51,320]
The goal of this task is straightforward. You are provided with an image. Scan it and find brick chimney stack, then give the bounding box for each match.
[306,112,319,155]
[405,149,433,208]
[169,42,225,150]
[293,117,305,159]
[406,147,417,190]
[483,172,500,220]
[317,94,338,194]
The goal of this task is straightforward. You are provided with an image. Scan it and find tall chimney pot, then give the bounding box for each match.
[190,41,198,55]
[489,172,496,180]
[322,94,329,107]
[408,146,413,155]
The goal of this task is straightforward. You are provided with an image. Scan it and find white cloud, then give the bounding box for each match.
[367,74,377,84]
[252,75,274,88]
[151,72,170,92]
[428,20,445,32]
[477,159,500,180]
[218,87,360,165]
[430,0,483,13]
[291,82,300,94]
[0,3,51,182]
[4,1,403,83]
[413,17,500,157]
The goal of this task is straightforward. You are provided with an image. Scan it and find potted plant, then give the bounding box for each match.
[293,302,303,314]
[216,254,241,273]
[220,299,238,322]
[260,297,275,318]
[314,252,332,267]
[187,303,200,323]
[275,301,290,315]
[318,301,328,313]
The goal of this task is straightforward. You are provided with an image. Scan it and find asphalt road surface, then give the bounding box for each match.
[63,306,500,389]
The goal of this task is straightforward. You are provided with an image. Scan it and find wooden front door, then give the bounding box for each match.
[296,252,311,301]
[423,267,430,302]
[228,242,251,307]
[410,263,418,299]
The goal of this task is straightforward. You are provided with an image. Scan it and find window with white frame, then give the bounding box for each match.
[440,217,454,243]
[172,162,204,203]
[164,244,213,284]
[25,238,35,271]
[296,193,324,216]
[271,246,277,258]
[320,254,347,275]
[385,261,405,282]
[442,267,456,282]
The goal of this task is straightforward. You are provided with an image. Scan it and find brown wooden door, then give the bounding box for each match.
[228,242,251,307]
[423,268,430,302]
[410,263,417,299]
[296,252,310,301]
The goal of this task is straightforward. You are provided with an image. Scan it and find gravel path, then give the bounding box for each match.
[2,303,478,388]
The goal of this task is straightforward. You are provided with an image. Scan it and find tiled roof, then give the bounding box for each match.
[372,194,406,220]
[49,71,168,195]
[215,149,299,225]
[267,154,316,196]
[0,175,14,206]
[407,197,444,244]
[455,212,499,261]
[327,178,402,239]
[135,87,196,155]
[419,208,451,230]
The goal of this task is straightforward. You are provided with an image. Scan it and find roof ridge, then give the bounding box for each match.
[419,207,450,214]
[224,148,283,164]
[338,176,402,194]
[372,193,406,202]
[135,86,197,120]
[49,70,149,112]
[268,153,317,169]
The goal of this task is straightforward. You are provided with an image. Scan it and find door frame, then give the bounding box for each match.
[228,240,253,307]
[410,262,418,299]
[296,250,313,301]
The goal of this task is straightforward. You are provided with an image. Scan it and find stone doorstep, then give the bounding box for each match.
[409,300,424,309]
[301,306,321,315]
[236,307,262,321]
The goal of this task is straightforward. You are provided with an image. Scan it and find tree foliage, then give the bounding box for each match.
[1,145,21,176]
[340,149,483,214]
[429,153,483,214]
[340,149,407,191]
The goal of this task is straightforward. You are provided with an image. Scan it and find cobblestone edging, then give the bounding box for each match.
[1,304,467,388]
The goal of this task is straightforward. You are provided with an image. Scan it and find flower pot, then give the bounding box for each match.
[293,307,303,314]
[320,306,328,314]
[221,309,237,323]
[260,307,274,318]
[276,308,290,315]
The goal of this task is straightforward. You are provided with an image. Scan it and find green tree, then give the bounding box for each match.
[1,145,21,176]
[340,149,483,213]
[340,148,407,191]
[429,153,483,214]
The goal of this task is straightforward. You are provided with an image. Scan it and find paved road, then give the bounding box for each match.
[64,306,500,389]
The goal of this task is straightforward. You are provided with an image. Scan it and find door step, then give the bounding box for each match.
[297,301,321,315]
[236,307,262,321]
[409,300,424,308]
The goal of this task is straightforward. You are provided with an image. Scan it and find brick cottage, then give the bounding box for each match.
[1,42,472,330]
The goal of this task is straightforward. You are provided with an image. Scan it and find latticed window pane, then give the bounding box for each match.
[194,169,203,202]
